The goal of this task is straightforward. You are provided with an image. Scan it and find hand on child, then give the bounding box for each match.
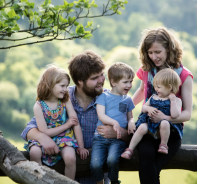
[113,122,121,139]
[168,93,176,101]
[147,107,159,117]
[149,110,167,123]
[97,125,117,139]
[77,148,89,160]
[66,116,79,128]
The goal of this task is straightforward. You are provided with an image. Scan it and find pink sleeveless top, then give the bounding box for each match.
[136,66,193,105]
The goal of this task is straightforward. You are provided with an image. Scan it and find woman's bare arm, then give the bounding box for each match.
[132,81,144,106]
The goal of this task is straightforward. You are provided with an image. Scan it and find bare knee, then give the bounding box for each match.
[138,123,148,135]
[160,120,170,130]
[62,151,76,166]
[29,146,42,158]
[29,146,42,165]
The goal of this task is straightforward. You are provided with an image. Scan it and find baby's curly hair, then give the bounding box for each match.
[153,68,181,94]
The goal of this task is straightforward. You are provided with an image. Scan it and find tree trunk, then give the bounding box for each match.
[1,131,197,183]
[0,133,78,184]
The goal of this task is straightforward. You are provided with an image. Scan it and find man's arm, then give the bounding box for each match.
[27,128,60,155]
[23,117,60,155]
[97,126,131,144]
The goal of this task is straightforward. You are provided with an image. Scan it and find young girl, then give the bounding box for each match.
[121,68,182,159]
[24,65,89,180]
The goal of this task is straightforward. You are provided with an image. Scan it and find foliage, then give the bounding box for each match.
[0,0,128,49]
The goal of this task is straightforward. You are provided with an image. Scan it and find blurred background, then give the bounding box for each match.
[1,0,197,183]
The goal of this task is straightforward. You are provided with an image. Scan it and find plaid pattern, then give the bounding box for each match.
[21,85,109,184]
[68,86,99,149]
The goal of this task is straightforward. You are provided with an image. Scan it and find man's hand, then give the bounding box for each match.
[27,128,60,155]
[97,125,117,139]
[77,148,89,160]
[39,136,60,155]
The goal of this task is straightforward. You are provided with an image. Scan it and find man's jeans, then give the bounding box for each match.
[90,136,126,182]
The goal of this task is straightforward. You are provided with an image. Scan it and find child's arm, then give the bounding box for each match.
[34,102,78,137]
[127,110,135,135]
[142,98,158,116]
[66,100,89,160]
[96,104,121,139]
[169,93,182,119]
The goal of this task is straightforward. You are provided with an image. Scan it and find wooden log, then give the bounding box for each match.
[1,144,197,178]
[0,134,78,184]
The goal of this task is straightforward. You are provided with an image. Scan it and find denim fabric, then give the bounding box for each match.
[90,136,126,182]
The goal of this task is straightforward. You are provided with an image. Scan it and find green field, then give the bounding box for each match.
[0,140,195,184]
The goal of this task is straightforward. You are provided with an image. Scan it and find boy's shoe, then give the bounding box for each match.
[121,148,133,159]
[158,144,168,154]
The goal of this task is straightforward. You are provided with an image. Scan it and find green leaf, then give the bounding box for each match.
[75,24,85,34]
[26,2,35,9]
[91,0,98,8]
[85,21,93,28]
[7,10,16,18]
[64,0,68,7]
[74,21,79,26]
[43,0,51,7]
[83,33,93,39]
[116,10,122,15]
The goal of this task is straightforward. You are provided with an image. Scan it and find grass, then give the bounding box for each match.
[0,140,196,184]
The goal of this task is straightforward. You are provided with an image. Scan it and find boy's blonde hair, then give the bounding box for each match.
[153,68,181,94]
[108,62,135,87]
[37,65,70,102]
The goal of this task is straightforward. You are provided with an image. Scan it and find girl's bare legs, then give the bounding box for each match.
[29,145,42,165]
[61,146,76,180]
[159,120,170,145]
[121,123,148,159]
[129,123,148,150]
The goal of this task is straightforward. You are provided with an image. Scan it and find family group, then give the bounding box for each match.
[21,27,193,184]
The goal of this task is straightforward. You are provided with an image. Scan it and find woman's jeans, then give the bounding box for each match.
[90,136,126,182]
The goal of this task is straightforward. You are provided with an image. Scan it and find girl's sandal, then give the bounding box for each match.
[158,144,168,154]
[121,148,133,160]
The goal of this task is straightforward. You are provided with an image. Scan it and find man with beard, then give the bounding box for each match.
[21,50,130,184]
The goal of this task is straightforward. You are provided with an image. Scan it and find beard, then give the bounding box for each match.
[82,82,104,98]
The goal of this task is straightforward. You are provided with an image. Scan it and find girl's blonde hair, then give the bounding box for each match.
[108,62,135,87]
[37,65,70,102]
[153,68,181,94]
[139,27,183,71]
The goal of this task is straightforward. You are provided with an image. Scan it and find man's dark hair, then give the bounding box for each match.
[68,50,106,85]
